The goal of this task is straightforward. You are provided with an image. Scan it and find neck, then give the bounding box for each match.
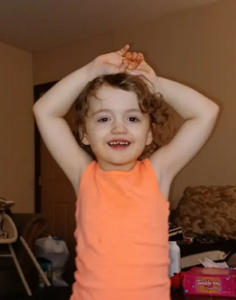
[97,160,137,171]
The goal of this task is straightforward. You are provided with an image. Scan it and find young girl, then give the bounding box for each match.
[33,45,219,300]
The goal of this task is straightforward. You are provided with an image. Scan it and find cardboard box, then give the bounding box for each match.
[183,267,236,297]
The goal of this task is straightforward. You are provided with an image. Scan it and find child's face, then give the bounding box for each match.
[83,84,153,170]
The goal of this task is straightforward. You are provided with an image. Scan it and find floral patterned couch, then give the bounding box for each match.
[172,186,236,269]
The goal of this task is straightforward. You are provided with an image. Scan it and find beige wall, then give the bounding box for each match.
[33,33,113,85]
[0,42,34,213]
[33,0,235,208]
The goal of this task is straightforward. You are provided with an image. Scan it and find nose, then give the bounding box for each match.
[111,120,128,134]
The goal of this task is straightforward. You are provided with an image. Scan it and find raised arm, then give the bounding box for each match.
[150,77,219,182]
[125,53,219,195]
[33,45,136,193]
[33,63,95,192]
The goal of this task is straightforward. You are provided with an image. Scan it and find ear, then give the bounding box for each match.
[81,132,90,145]
[79,126,90,145]
[145,127,153,146]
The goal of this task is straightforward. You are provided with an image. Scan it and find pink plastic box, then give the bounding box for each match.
[183,267,236,297]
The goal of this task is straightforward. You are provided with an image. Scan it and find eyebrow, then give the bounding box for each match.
[90,108,142,117]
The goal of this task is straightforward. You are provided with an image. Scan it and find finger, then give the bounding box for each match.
[137,53,144,62]
[135,54,143,67]
[120,60,129,72]
[117,45,130,56]
[124,52,139,62]
[131,52,138,61]
[124,52,132,60]
[128,62,137,70]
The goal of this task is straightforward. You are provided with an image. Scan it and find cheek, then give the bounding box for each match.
[139,122,151,136]
[86,124,106,146]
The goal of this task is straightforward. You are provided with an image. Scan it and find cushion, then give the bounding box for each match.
[174,186,236,239]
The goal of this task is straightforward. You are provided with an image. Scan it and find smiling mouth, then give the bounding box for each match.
[107,140,131,149]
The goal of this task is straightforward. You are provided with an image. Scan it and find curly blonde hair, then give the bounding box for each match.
[74,73,173,160]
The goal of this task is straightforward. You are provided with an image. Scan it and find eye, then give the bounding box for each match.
[98,117,110,122]
[128,117,139,122]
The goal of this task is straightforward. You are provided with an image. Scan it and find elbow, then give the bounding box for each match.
[190,102,219,123]
[32,102,38,115]
[212,102,220,113]
[210,102,220,120]
[32,101,46,119]
[195,102,220,125]
[204,102,220,127]
[203,100,219,119]
[32,101,40,117]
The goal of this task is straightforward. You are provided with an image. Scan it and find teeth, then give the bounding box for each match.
[108,141,129,146]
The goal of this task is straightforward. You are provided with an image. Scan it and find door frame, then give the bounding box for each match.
[34,81,57,213]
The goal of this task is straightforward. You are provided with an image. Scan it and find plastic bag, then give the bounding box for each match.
[35,235,69,286]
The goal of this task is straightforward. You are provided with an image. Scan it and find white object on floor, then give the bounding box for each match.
[169,241,181,277]
[199,257,229,269]
[35,235,69,286]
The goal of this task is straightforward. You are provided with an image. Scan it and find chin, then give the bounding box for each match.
[95,146,144,167]
[103,154,140,166]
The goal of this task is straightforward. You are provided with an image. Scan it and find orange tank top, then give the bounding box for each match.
[71,158,170,300]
